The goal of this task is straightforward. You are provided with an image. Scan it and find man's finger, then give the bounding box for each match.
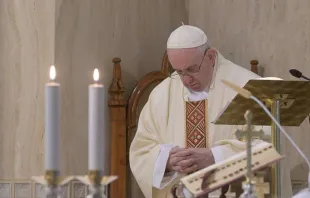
[171,149,192,158]
[176,158,195,168]
[171,165,182,172]
[170,146,182,154]
[170,156,188,166]
[180,164,198,174]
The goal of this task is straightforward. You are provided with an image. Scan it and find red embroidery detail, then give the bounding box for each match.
[186,100,207,148]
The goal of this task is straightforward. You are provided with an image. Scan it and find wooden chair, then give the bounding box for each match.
[108,53,264,198]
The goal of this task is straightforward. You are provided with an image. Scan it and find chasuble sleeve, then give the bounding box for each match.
[129,81,174,198]
[153,144,179,189]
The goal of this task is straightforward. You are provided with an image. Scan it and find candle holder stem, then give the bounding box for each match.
[88,170,104,198]
[75,170,118,197]
[32,170,74,198]
[44,170,60,197]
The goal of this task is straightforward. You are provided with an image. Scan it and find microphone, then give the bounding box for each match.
[289,69,310,81]
[221,79,310,198]
[289,69,310,124]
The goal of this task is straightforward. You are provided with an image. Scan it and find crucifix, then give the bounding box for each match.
[235,126,270,143]
[238,110,256,198]
[233,110,270,198]
[253,172,270,198]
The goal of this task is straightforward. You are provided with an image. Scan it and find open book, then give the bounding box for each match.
[179,142,283,197]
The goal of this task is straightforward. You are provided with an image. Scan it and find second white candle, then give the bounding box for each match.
[45,65,60,171]
[88,69,105,172]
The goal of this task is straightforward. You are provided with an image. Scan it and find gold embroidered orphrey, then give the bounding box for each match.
[185,100,208,148]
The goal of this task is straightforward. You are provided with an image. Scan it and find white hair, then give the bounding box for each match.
[196,42,210,53]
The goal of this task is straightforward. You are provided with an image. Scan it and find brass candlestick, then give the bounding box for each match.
[75,170,118,198]
[88,170,103,197]
[32,170,74,198]
[44,170,60,197]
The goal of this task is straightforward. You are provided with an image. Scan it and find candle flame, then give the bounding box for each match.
[49,65,56,80]
[93,68,99,82]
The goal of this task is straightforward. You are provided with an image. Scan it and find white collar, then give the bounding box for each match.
[187,87,209,102]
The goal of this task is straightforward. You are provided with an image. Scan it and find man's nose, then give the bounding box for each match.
[182,74,193,83]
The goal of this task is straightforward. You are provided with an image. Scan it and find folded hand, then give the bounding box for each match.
[166,147,215,174]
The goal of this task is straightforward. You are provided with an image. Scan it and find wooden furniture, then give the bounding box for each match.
[108,53,263,198]
[108,58,127,198]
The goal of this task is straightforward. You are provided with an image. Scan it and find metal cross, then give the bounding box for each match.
[253,173,270,198]
[239,110,257,197]
[235,125,270,142]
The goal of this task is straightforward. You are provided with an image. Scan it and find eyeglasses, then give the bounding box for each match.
[170,48,208,79]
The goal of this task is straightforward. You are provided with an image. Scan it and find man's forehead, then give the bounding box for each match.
[167,48,201,69]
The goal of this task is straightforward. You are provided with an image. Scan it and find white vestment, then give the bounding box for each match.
[129,52,292,198]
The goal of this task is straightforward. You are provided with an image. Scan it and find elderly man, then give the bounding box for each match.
[129,25,291,198]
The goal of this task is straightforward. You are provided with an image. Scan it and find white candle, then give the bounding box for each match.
[89,68,105,171]
[45,65,60,170]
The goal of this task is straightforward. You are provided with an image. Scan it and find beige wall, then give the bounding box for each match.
[0,0,187,178]
[189,0,310,183]
[0,0,56,178]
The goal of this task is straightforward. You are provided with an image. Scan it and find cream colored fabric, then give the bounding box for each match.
[129,52,292,198]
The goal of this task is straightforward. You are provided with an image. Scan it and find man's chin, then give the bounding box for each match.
[190,86,202,92]
[185,84,203,92]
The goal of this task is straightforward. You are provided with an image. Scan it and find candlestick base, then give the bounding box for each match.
[239,179,258,198]
[75,170,118,198]
[32,170,75,198]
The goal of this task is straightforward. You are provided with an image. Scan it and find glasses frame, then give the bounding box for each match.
[170,48,208,78]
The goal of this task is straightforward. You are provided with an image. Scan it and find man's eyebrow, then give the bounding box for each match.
[177,64,198,71]
[186,64,198,69]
